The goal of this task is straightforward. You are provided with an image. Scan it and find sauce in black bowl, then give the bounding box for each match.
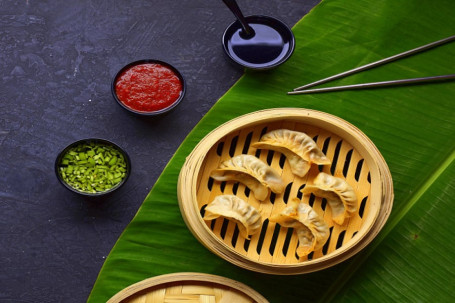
[223,15,295,70]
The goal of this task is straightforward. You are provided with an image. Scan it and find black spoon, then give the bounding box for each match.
[221,0,295,70]
[222,0,255,38]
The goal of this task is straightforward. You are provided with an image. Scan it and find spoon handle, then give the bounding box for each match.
[222,0,254,36]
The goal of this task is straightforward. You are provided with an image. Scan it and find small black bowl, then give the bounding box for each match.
[55,138,131,197]
[222,15,295,70]
[111,59,186,116]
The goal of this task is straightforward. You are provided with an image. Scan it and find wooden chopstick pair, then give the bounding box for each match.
[288,34,455,95]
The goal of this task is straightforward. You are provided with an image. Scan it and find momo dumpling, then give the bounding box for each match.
[269,198,329,257]
[301,172,357,225]
[251,129,331,177]
[210,154,284,201]
[203,195,262,239]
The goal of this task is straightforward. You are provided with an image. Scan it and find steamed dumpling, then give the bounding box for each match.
[269,198,329,257]
[251,129,331,177]
[301,172,357,225]
[203,195,262,239]
[210,154,284,201]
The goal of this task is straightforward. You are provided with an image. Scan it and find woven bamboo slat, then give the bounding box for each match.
[107,272,267,303]
[178,108,393,274]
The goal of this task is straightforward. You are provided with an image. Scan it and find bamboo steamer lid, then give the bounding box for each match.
[107,272,268,303]
[178,108,393,274]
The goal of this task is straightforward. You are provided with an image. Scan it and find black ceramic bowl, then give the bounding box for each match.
[222,15,295,70]
[55,138,131,197]
[111,59,186,116]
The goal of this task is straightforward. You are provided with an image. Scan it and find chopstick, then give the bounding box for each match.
[287,74,455,95]
[291,34,455,93]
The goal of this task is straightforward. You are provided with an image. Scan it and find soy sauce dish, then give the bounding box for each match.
[55,139,131,197]
[222,15,295,70]
[112,59,186,116]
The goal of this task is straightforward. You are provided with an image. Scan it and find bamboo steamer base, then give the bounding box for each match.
[107,272,268,303]
[178,108,393,274]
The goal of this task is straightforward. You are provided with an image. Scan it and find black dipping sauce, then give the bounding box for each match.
[223,16,294,69]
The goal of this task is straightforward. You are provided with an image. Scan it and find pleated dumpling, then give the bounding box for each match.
[269,198,329,257]
[210,154,285,201]
[301,172,357,225]
[203,195,262,239]
[251,129,331,177]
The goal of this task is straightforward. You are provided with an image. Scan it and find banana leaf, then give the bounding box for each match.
[88,0,455,302]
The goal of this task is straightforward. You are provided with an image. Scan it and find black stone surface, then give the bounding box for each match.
[0,1,319,302]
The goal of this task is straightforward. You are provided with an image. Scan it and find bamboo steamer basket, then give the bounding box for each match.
[178,108,393,274]
[107,272,268,303]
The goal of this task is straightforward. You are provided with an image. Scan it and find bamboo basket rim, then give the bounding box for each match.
[178,108,394,274]
[107,272,269,303]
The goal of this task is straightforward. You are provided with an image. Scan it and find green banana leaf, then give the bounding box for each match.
[88,0,455,302]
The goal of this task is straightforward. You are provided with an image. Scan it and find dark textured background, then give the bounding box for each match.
[0,1,319,302]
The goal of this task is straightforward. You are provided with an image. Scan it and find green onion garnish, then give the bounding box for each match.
[58,142,128,193]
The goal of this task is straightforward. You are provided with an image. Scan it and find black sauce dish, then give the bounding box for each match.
[111,59,186,117]
[55,138,131,197]
[222,15,296,70]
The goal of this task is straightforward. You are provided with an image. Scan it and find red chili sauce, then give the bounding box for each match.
[115,63,183,112]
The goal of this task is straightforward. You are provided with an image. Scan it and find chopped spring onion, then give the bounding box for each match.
[58,141,128,193]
